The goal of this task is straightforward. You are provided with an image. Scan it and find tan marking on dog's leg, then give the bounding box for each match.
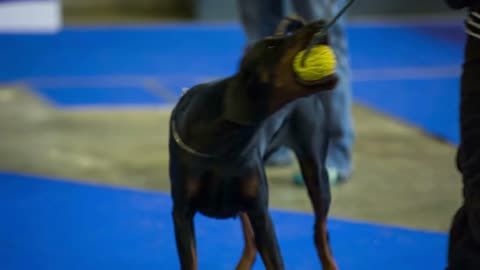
[190,237,198,270]
[315,217,338,270]
[242,173,260,199]
[185,176,201,200]
[235,212,257,270]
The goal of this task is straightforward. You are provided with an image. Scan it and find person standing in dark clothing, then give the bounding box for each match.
[444,1,480,269]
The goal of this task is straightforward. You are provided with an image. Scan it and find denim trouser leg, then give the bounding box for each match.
[237,0,294,166]
[237,0,284,45]
[237,0,354,174]
[293,0,355,175]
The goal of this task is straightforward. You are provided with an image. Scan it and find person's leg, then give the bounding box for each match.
[236,0,284,45]
[237,0,294,166]
[292,0,354,184]
[446,7,480,270]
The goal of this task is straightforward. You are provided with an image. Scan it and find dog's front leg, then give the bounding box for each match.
[173,209,198,270]
[247,207,284,270]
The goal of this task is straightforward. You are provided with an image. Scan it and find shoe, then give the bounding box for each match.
[293,167,350,186]
[265,148,294,167]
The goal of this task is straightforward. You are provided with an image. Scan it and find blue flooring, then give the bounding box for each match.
[0,172,448,270]
[354,78,460,143]
[0,21,465,144]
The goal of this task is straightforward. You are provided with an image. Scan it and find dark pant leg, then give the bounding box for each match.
[447,9,480,270]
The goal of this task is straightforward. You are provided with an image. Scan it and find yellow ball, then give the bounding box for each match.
[292,45,337,81]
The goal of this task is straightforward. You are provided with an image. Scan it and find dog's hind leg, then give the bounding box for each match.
[294,147,338,270]
[289,103,338,270]
[172,208,198,270]
[236,212,257,270]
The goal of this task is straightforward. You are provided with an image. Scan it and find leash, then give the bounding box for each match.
[301,0,357,66]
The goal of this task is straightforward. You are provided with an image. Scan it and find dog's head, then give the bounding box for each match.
[224,17,338,124]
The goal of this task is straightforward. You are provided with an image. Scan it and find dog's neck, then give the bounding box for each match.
[222,74,270,125]
[173,76,276,160]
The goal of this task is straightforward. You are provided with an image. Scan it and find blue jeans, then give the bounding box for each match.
[237,0,354,176]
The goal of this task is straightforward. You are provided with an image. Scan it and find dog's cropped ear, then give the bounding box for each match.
[274,16,306,36]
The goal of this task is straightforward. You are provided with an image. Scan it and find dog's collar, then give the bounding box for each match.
[171,81,256,159]
[171,119,219,159]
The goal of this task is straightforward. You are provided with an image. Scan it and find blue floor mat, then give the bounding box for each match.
[0,172,448,270]
[354,78,460,144]
[347,23,463,69]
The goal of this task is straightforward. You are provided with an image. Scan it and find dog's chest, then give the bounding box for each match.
[188,170,260,219]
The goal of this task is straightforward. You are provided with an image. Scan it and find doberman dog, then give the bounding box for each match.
[169,17,339,270]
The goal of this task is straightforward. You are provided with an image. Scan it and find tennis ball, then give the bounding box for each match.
[293,45,336,82]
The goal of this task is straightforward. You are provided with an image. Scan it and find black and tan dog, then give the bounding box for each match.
[169,17,339,270]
